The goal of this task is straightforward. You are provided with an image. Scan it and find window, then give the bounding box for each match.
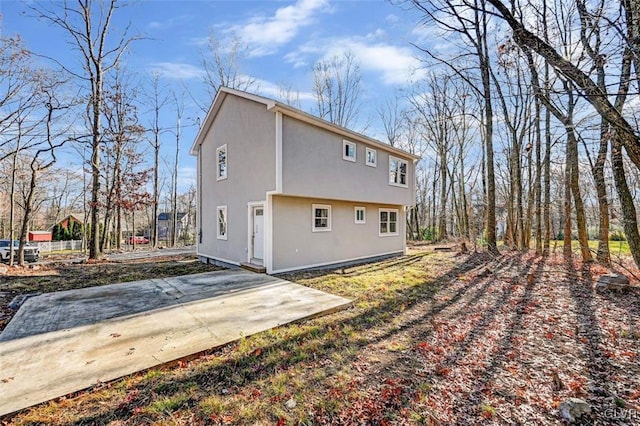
[389,156,408,187]
[343,140,356,162]
[312,204,332,232]
[366,147,377,167]
[216,145,227,180]
[379,209,398,236]
[217,206,227,240]
[354,207,366,224]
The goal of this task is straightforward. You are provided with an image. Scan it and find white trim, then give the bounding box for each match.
[312,203,332,232]
[197,144,202,247]
[216,144,228,181]
[247,201,265,263]
[271,251,404,274]
[378,208,399,237]
[342,140,356,162]
[275,111,283,192]
[354,206,366,224]
[403,206,408,255]
[388,156,408,188]
[365,147,377,167]
[217,205,228,240]
[265,192,275,274]
[196,253,241,267]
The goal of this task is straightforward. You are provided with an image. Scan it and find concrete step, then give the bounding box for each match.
[240,262,266,273]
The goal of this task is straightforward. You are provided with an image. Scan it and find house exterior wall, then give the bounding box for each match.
[271,195,405,273]
[281,116,415,206]
[198,95,276,264]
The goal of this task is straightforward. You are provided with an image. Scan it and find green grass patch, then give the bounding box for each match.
[9,250,468,425]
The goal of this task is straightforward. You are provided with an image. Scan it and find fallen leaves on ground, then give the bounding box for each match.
[2,248,639,425]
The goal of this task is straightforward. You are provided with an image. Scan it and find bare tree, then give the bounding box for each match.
[200,33,257,108]
[312,51,363,128]
[146,73,169,248]
[277,82,302,109]
[16,74,73,265]
[33,0,138,260]
[411,0,499,254]
[377,94,404,147]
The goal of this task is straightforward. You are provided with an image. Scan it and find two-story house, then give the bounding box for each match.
[190,87,419,274]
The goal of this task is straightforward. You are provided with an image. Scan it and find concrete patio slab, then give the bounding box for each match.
[0,270,351,416]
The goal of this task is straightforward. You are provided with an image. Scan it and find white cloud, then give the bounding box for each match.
[227,0,331,57]
[290,33,425,85]
[148,62,204,80]
[177,166,196,191]
[386,14,400,24]
[251,77,315,102]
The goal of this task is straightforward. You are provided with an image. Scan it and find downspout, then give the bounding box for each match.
[198,144,203,247]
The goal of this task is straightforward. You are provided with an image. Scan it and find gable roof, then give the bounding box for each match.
[189,87,421,161]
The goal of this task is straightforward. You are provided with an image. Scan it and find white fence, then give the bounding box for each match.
[34,240,84,253]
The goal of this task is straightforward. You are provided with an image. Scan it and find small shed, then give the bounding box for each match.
[28,231,53,242]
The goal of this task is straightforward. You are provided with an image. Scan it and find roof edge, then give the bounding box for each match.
[189,87,421,161]
[270,103,421,161]
[189,87,276,156]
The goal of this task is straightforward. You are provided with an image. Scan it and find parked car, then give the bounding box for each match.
[0,239,40,263]
[128,236,149,245]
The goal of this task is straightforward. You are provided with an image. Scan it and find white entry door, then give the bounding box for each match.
[252,207,264,261]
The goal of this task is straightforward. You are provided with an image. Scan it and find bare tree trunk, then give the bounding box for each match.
[611,139,640,267]
[438,153,448,241]
[568,128,592,262]
[171,98,181,248]
[563,160,572,258]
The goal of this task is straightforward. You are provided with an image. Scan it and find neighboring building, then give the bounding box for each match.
[28,231,52,242]
[190,87,419,274]
[53,214,84,231]
[157,212,188,240]
[50,214,84,241]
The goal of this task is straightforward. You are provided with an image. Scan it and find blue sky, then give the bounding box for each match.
[1,0,430,191]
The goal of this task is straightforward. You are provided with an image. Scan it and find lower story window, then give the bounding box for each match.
[379,209,398,236]
[355,206,366,224]
[312,204,332,232]
[217,206,227,240]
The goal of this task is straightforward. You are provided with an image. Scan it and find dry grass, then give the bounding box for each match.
[2,248,639,425]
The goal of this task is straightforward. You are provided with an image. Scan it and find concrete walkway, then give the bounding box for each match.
[0,270,351,416]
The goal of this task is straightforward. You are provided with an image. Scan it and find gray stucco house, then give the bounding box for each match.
[190,87,419,274]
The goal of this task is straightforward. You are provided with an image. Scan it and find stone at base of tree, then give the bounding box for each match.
[559,398,591,422]
[0,265,7,275]
[595,273,631,293]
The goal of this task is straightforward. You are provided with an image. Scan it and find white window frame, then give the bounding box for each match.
[365,147,377,167]
[354,206,366,224]
[216,144,228,181]
[389,156,408,187]
[379,208,399,237]
[343,140,356,162]
[217,206,228,240]
[312,204,332,232]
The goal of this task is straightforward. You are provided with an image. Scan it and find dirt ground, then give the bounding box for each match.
[1,248,639,425]
[0,254,221,333]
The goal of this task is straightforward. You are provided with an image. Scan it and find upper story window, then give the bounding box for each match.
[312,204,332,232]
[366,147,377,167]
[216,144,227,181]
[389,156,408,187]
[217,206,227,240]
[379,209,398,236]
[354,206,366,224]
[343,140,356,162]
